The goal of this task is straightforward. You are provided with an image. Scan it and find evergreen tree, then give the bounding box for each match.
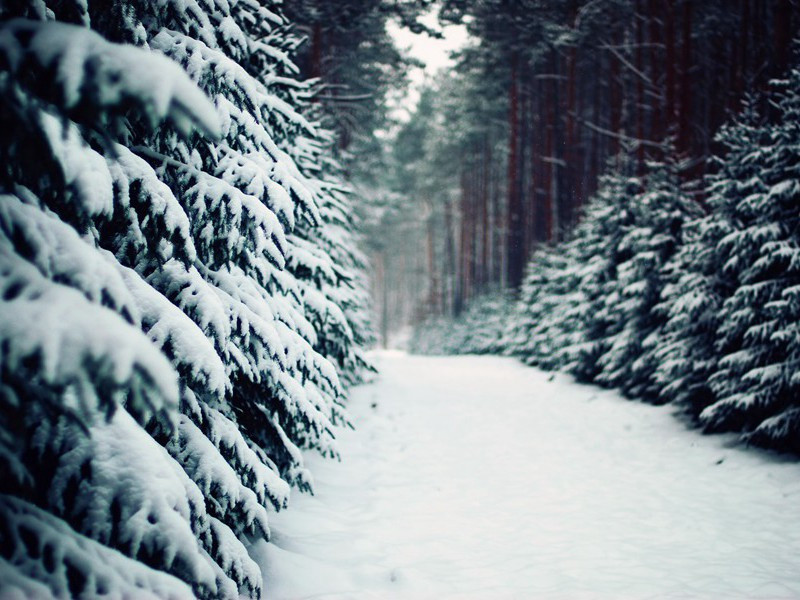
[509,244,581,370]
[511,154,698,400]
[509,165,640,379]
[0,0,373,596]
[558,167,640,382]
[651,101,763,414]
[594,155,700,399]
[412,290,512,355]
[280,104,377,387]
[283,0,428,155]
[699,65,800,452]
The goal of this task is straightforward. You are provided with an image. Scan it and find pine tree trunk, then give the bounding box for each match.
[609,34,622,156]
[543,75,555,243]
[648,0,664,144]
[588,50,601,198]
[426,211,439,316]
[444,197,456,315]
[565,0,580,222]
[678,0,692,155]
[565,44,578,224]
[506,51,525,288]
[528,79,542,245]
[481,136,490,289]
[665,0,677,131]
[773,0,793,77]
[493,158,504,286]
[310,22,323,79]
[636,1,646,170]
[735,0,749,108]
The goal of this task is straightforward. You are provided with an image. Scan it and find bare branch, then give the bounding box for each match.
[576,118,665,150]
[601,43,654,86]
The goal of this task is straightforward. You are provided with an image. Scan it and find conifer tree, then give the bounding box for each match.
[0,0,373,596]
[510,244,581,370]
[509,165,640,378]
[558,168,640,382]
[594,155,700,398]
[412,290,511,355]
[651,101,764,414]
[698,66,800,451]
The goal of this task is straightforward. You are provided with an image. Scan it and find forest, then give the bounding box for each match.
[397,0,800,455]
[0,0,799,598]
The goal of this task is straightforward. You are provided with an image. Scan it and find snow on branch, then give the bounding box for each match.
[0,19,220,139]
[0,242,178,426]
[0,495,195,600]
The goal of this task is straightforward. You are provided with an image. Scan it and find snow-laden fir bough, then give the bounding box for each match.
[0,1,373,597]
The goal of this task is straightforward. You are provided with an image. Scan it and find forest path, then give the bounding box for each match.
[252,352,800,599]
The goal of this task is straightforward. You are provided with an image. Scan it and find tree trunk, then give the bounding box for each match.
[665,0,678,133]
[635,2,646,170]
[506,51,525,288]
[443,198,457,316]
[310,22,323,79]
[426,209,439,317]
[648,0,664,144]
[481,136,490,290]
[773,0,793,77]
[678,0,692,155]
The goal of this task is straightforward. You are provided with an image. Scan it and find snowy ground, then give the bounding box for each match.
[252,352,800,599]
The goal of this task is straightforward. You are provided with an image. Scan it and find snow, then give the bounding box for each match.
[0,495,195,600]
[1,19,220,138]
[170,415,272,538]
[39,113,114,218]
[115,260,230,398]
[0,244,179,417]
[0,195,133,317]
[49,408,219,591]
[258,351,800,599]
[199,405,291,510]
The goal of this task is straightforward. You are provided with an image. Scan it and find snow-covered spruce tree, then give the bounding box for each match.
[510,155,698,399]
[697,65,800,452]
[280,106,377,387]
[190,5,375,387]
[459,291,514,355]
[509,166,640,379]
[412,290,512,355]
[0,17,228,598]
[594,155,701,399]
[552,167,640,381]
[508,243,582,371]
[0,1,371,597]
[650,101,764,415]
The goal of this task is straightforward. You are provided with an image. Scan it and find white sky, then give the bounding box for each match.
[385,10,469,123]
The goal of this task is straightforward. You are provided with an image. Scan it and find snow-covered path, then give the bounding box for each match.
[253,352,800,599]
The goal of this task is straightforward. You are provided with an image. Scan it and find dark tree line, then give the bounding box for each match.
[409,2,800,455]
[400,0,799,317]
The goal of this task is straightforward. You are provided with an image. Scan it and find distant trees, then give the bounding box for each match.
[396,0,799,328]
[408,0,800,451]
[283,0,432,347]
[402,2,800,453]
[432,61,796,456]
